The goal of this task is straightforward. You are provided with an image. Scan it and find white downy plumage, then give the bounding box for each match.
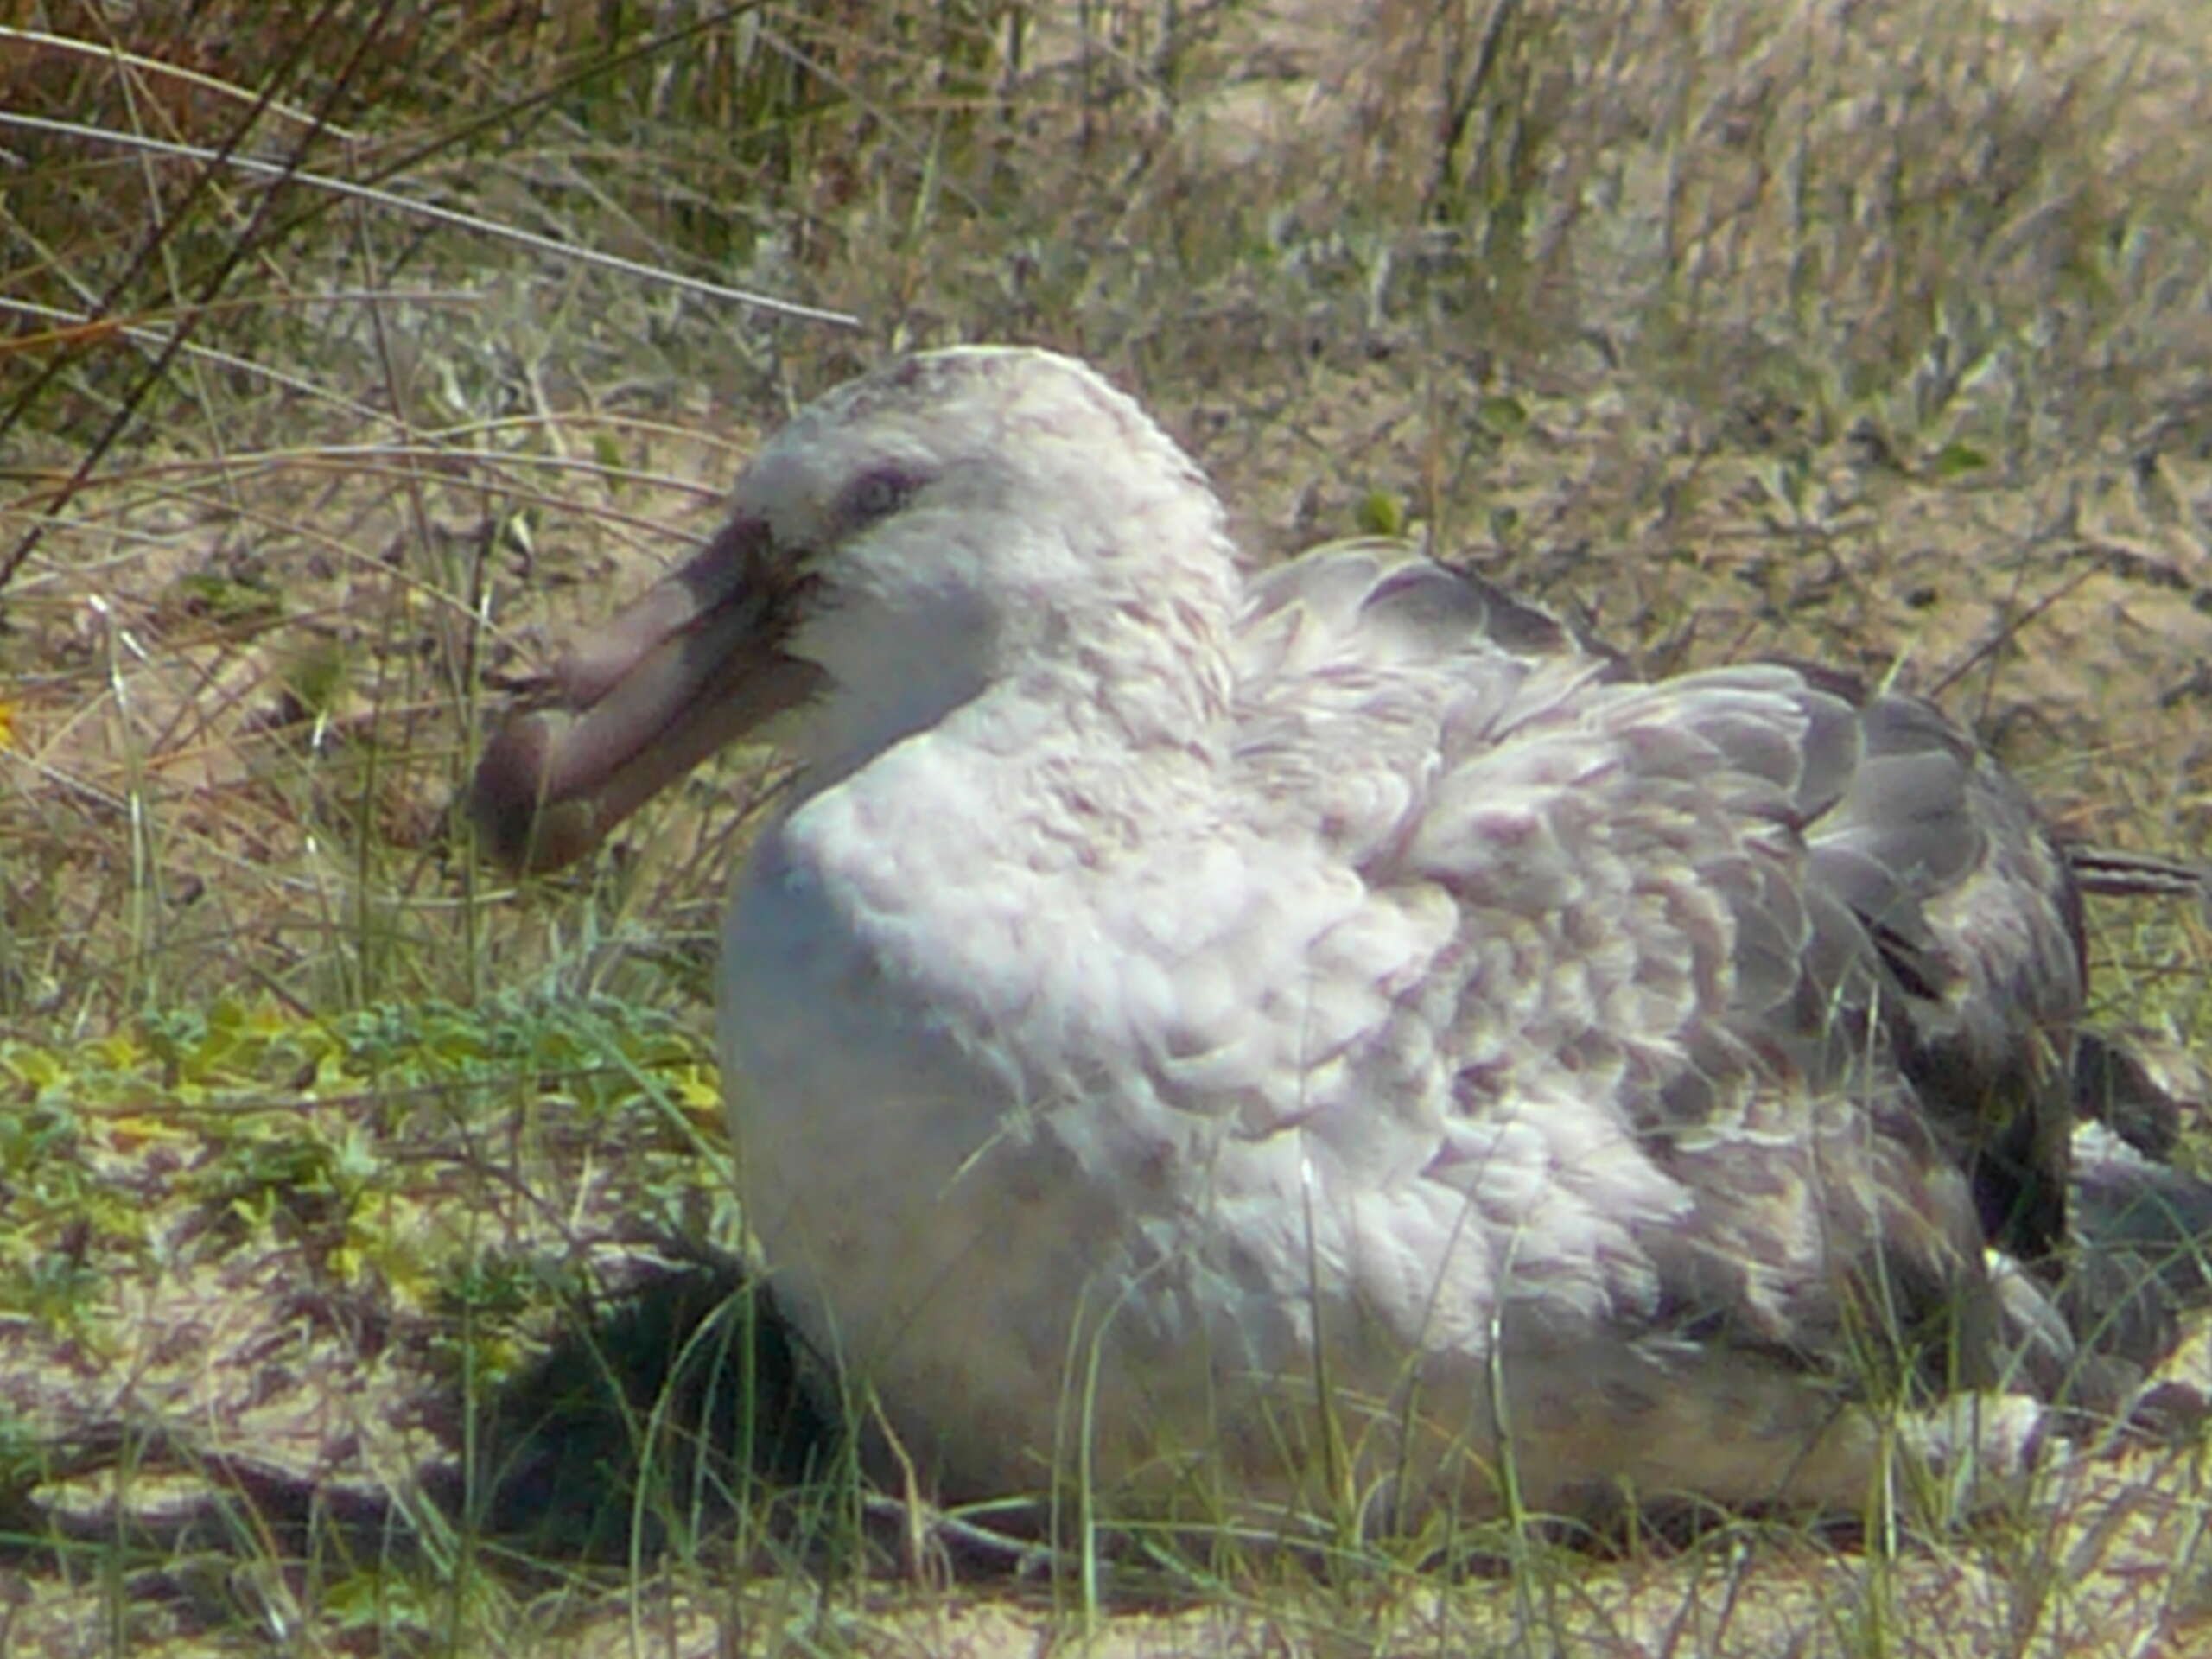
[473,346,2207,1527]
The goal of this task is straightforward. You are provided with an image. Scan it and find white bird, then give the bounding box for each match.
[472,346,2208,1529]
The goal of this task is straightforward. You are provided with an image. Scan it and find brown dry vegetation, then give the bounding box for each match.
[6,0,2212,1653]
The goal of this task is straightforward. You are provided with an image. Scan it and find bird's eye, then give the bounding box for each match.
[838,465,921,529]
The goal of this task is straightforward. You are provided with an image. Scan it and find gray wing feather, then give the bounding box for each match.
[1234,539,2202,1412]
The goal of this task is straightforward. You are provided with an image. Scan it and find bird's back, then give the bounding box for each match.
[1224,543,2092,1401]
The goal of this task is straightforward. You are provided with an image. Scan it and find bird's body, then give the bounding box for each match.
[473,346,2206,1527]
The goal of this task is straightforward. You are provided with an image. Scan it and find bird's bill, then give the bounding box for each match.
[468,515,819,874]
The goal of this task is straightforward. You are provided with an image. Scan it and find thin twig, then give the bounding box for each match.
[0,113,861,329]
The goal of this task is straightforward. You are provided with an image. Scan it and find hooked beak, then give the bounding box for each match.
[468,514,822,874]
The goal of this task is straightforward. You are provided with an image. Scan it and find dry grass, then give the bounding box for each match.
[6,0,2212,1652]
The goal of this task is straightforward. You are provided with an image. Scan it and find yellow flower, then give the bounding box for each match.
[0,699,15,751]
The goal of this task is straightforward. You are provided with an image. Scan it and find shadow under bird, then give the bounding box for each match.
[471,346,2212,1529]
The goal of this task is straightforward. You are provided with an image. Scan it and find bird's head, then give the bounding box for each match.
[468,346,1235,874]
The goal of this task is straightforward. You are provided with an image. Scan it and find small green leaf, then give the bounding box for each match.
[1477,393,1529,433]
[1931,441,1989,479]
[1356,490,1405,538]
